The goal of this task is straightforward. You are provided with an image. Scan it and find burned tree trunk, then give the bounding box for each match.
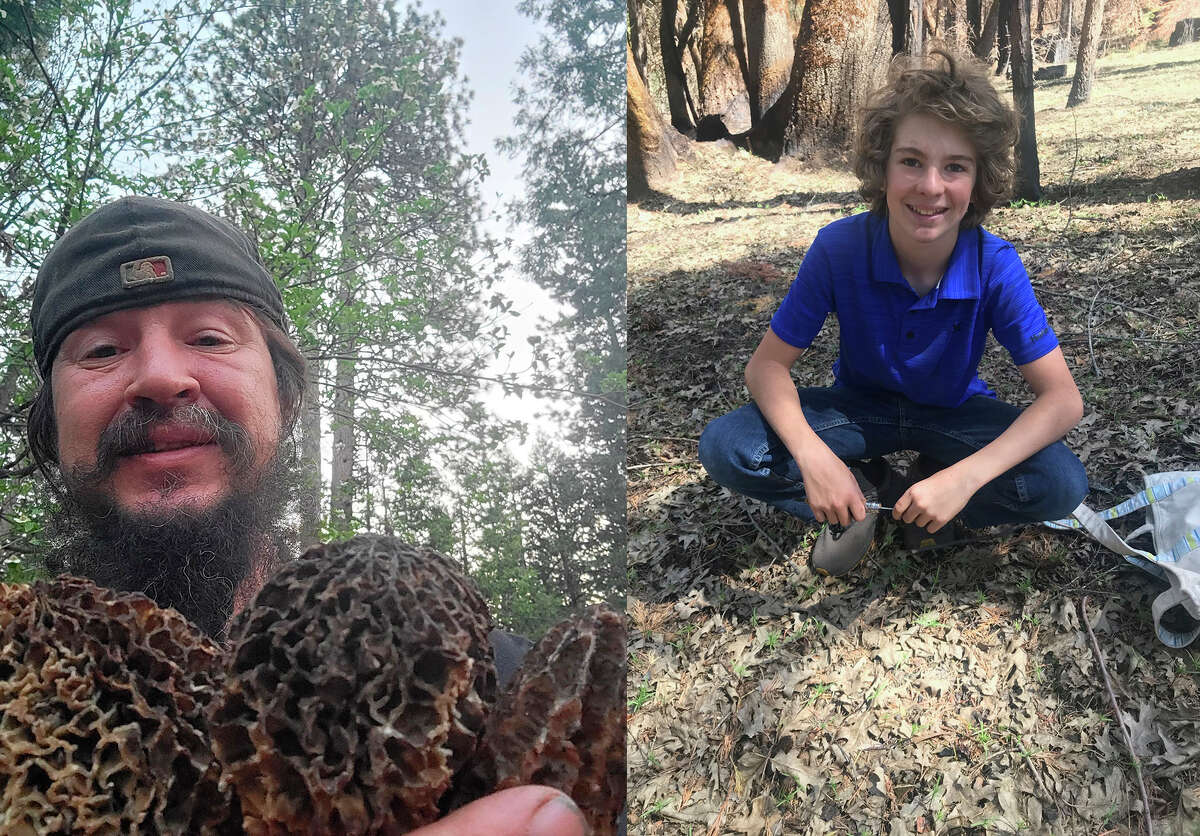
[629,0,649,80]
[697,0,751,136]
[966,0,982,50]
[661,0,700,133]
[628,40,679,200]
[778,0,875,158]
[744,0,793,120]
[1010,0,1042,199]
[976,0,1000,58]
[995,0,1012,74]
[887,0,909,54]
[1067,0,1104,106]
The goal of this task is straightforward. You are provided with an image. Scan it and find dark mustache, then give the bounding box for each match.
[93,403,255,479]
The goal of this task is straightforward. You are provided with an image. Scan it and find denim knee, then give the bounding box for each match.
[1020,444,1089,521]
[698,414,741,487]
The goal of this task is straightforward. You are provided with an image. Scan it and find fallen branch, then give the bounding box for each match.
[1075,596,1154,835]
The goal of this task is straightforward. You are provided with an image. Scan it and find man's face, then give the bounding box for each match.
[51,299,282,514]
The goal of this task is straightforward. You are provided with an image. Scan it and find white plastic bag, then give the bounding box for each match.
[1045,471,1200,648]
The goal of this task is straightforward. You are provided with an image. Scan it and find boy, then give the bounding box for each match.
[698,50,1088,576]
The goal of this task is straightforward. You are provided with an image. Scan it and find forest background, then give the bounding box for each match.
[626,0,1200,831]
[0,0,625,638]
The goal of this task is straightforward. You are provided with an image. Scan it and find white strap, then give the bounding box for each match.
[1047,500,1200,648]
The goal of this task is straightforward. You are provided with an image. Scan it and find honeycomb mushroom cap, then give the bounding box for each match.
[455,604,628,836]
[0,576,237,834]
[210,535,497,835]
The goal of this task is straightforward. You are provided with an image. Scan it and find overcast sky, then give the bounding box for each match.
[433,1,539,229]
[432,1,566,446]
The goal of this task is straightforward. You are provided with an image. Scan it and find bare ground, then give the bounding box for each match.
[627,43,1200,835]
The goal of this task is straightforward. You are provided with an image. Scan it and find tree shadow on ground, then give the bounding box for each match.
[633,188,861,216]
[1092,54,1200,81]
[1046,166,1200,202]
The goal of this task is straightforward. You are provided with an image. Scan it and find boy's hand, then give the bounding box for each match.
[893,467,976,533]
[797,444,867,527]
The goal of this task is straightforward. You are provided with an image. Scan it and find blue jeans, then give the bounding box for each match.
[698,385,1088,528]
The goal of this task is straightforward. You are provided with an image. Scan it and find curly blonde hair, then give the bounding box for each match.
[854,49,1018,228]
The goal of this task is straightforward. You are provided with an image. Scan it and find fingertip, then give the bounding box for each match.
[528,791,589,836]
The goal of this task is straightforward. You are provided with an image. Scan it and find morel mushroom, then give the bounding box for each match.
[0,577,237,834]
[453,605,628,836]
[208,536,496,835]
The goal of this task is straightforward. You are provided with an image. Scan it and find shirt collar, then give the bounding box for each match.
[868,214,982,301]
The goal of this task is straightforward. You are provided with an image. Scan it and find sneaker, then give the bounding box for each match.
[810,458,897,576]
[898,454,961,551]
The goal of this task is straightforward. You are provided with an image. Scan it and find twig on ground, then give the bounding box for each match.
[1034,289,1169,324]
[1058,333,1200,347]
[1016,735,1066,820]
[1087,287,1103,376]
[1075,596,1154,836]
[706,784,736,836]
[1060,113,1081,235]
[630,435,702,444]
[739,497,787,561]
[629,459,695,470]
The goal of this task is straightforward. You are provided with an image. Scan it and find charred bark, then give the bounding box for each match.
[888,0,909,54]
[697,0,751,136]
[995,0,1013,74]
[976,0,1000,58]
[628,40,679,200]
[629,0,649,81]
[660,0,700,133]
[744,0,793,120]
[1010,0,1042,199]
[777,0,875,158]
[966,0,982,50]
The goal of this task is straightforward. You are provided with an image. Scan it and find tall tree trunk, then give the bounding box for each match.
[909,0,925,53]
[661,0,699,132]
[627,39,678,200]
[628,0,649,81]
[976,0,1000,58]
[697,0,751,136]
[1010,0,1042,199]
[297,350,323,547]
[1067,0,1103,106]
[966,0,982,50]
[776,0,874,158]
[329,188,358,532]
[744,0,793,120]
[1053,0,1073,63]
[995,0,1012,74]
[888,0,909,54]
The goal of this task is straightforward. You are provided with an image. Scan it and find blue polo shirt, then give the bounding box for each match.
[770,212,1057,408]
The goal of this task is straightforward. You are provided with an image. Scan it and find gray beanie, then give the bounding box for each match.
[32,197,286,378]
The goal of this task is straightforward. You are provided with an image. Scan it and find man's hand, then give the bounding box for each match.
[409,787,589,836]
[893,466,977,533]
[798,443,867,528]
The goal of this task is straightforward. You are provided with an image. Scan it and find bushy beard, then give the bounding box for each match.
[45,403,296,641]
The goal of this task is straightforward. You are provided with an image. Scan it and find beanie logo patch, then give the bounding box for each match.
[121,256,173,288]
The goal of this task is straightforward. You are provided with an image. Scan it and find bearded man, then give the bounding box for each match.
[26,196,588,836]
